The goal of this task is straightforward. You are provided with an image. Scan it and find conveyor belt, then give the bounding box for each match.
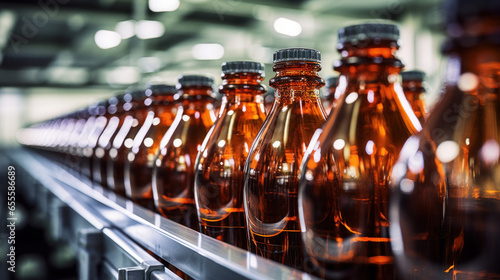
[6,148,315,280]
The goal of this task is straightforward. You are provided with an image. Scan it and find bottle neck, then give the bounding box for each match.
[335,42,403,83]
[151,94,176,105]
[339,42,398,59]
[178,86,213,97]
[402,81,425,97]
[269,61,324,101]
[219,72,266,103]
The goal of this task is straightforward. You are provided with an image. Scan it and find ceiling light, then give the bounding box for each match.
[149,0,180,12]
[136,20,165,39]
[191,43,224,60]
[274,17,302,37]
[115,20,135,39]
[94,30,122,49]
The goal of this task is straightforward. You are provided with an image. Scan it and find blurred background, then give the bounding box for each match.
[0,0,446,146]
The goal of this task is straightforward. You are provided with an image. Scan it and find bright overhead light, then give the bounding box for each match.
[191,43,224,60]
[136,20,165,39]
[94,30,122,49]
[115,20,135,39]
[149,0,180,12]
[274,17,302,37]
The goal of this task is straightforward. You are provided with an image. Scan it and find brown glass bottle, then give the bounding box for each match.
[64,109,88,170]
[92,95,125,188]
[401,70,427,125]
[322,76,340,115]
[74,105,98,175]
[107,89,149,196]
[152,75,215,230]
[194,61,267,249]
[101,92,133,190]
[80,100,108,179]
[243,48,327,270]
[298,24,421,279]
[124,84,178,210]
[390,0,500,279]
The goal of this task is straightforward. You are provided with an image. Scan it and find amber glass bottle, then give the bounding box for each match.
[58,110,88,169]
[124,84,178,210]
[107,89,148,196]
[152,75,215,230]
[92,95,126,188]
[297,24,421,279]
[194,61,267,249]
[243,48,327,270]
[322,76,340,115]
[401,70,427,125]
[390,0,500,279]
[74,105,98,175]
[64,109,88,167]
[80,100,108,179]
[101,92,132,190]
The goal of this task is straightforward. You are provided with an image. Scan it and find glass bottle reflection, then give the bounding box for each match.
[194,61,267,249]
[81,100,108,180]
[390,0,500,279]
[92,94,126,188]
[401,70,428,125]
[298,23,421,279]
[124,84,178,210]
[152,75,216,230]
[107,89,148,196]
[243,48,327,270]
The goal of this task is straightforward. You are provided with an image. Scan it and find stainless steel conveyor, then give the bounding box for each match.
[6,148,315,280]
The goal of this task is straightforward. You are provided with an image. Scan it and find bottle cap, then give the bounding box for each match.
[130,89,147,101]
[177,75,214,88]
[325,76,339,88]
[146,84,177,95]
[273,48,321,63]
[221,61,265,75]
[401,70,426,82]
[121,93,133,103]
[338,23,399,44]
[96,100,107,115]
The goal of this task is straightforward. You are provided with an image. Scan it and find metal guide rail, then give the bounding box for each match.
[7,148,316,280]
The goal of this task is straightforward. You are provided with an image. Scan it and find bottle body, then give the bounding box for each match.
[125,97,178,210]
[153,88,215,230]
[93,112,122,188]
[390,45,500,279]
[195,70,266,249]
[298,27,420,279]
[81,103,108,180]
[108,97,148,196]
[244,58,327,269]
[299,72,418,279]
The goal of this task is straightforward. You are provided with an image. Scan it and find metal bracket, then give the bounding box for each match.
[78,228,103,280]
[118,260,164,280]
[50,198,69,241]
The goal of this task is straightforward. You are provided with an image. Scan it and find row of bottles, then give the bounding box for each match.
[17,0,500,277]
